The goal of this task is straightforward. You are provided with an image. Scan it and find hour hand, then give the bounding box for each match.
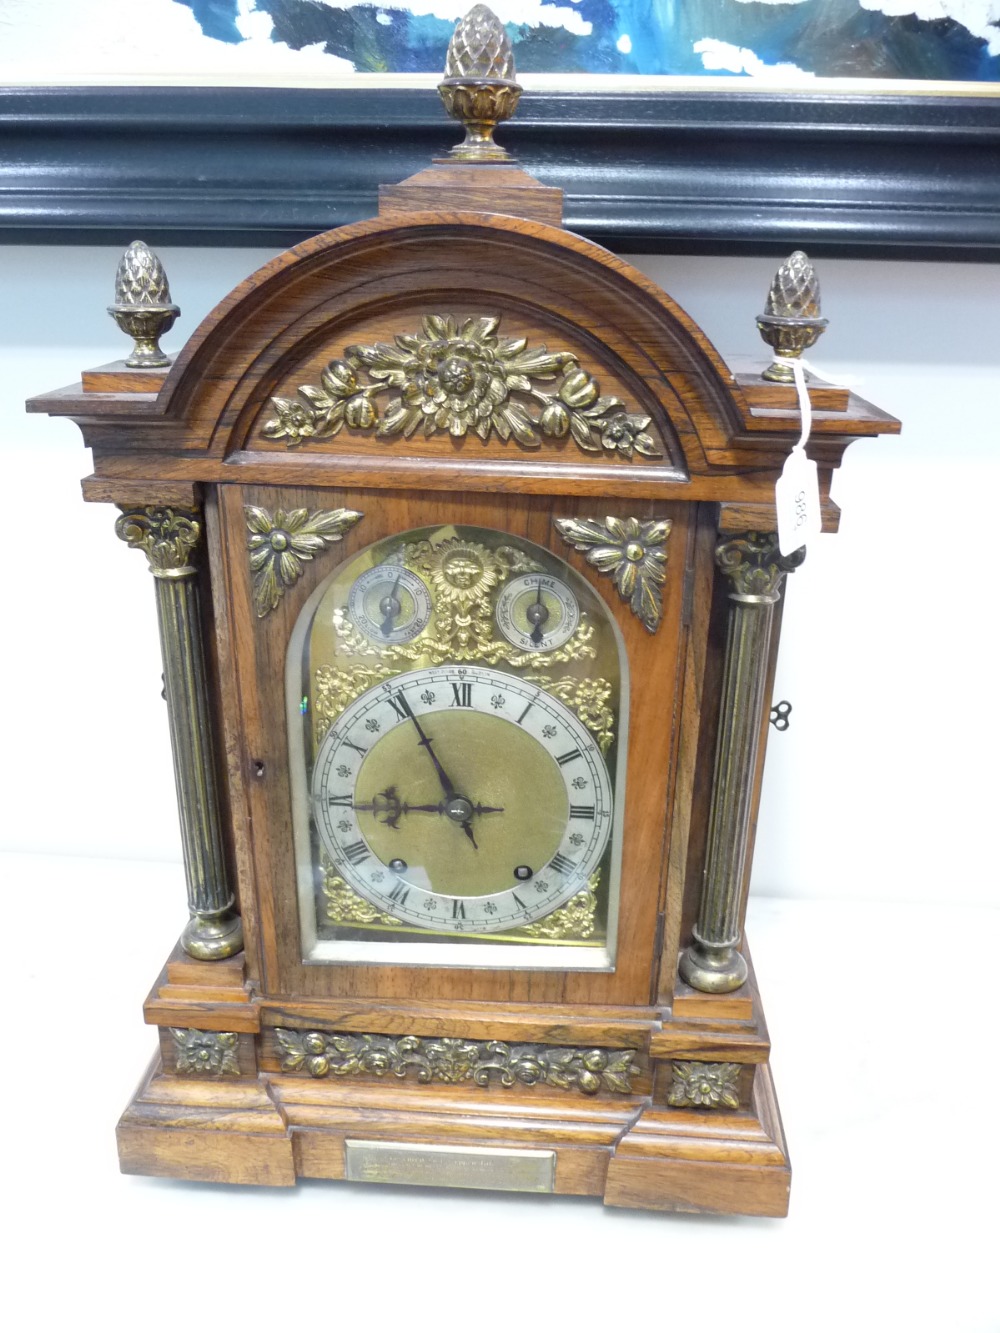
[355,795,505,823]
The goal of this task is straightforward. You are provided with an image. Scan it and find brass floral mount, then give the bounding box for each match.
[171,1028,240,1077]
[667,1061,742,1110]
[274,1029,640,1096]
[555,516,672,633]
[246,505,363,617]
[262,314,663,460]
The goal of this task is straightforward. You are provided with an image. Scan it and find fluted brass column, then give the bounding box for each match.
[679,532,804,993]
[116,505,243,960]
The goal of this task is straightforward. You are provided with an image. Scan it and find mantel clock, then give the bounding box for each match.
[29,7,899,1215]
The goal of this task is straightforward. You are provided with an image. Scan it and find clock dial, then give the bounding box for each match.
[346,563,432,645]
[312,665,612,932]
[288,523,626,963]
[495,573,580,653]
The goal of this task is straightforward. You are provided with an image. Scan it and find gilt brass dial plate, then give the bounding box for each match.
[312,664,613,932]
[287,523,627,970]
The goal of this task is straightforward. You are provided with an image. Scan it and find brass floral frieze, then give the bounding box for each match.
[555,515,671,633]
[274,1028,640,1095]
[246,505,363,617]
[667,1061,741,1110]
[171,1028,240,1077]
[261,314,663,459]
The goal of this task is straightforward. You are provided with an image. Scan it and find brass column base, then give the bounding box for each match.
[678,933,748,994]
[182,908,244,961]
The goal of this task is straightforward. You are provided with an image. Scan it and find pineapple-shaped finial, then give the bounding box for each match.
[756,251,829,383]
[108,240,180,368]
[438,6,522,162]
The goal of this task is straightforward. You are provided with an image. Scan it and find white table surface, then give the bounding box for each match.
[4,852,997,1333]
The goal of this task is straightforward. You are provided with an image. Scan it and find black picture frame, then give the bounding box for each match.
[2,85,998,257]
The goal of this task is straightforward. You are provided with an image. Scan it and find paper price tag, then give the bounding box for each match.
[776,447,821,555]
[773,355,822,556]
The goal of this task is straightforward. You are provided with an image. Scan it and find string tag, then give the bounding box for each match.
[774,357,822,556]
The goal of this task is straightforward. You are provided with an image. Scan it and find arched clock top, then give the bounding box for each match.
[142,212,755,475]
[28,215,899,497]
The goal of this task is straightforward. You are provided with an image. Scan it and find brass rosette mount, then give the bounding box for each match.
[438,5,522,163]
[756,250,828,384]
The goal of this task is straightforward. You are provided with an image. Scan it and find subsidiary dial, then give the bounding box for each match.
[495,573,580,653]
[347,563,432,646]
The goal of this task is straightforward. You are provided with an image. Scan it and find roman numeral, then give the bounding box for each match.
[555,748,582,767]
[452,900,466,919]
[341,840,370,866]
[550,852,576,876]
[387,691,412,721]
[342,739,367,757]
[511,892,527,911]
[387,880,410,906]
[515,698,536,725]
[451,683,473,707]
[569,804,595,820]
[327,794,353,808]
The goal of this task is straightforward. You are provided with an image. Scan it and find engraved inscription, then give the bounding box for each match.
[344,1140,555,1193]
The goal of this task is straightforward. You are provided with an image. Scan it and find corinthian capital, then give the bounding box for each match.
[115,506,201,576]
[716,531,805,600]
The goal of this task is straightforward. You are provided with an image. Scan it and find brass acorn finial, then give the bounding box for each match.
[756,250,829,383]
[438,5,522,162]
[108,240,180,368]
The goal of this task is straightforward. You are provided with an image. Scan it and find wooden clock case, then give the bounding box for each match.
[29,156,898,1216]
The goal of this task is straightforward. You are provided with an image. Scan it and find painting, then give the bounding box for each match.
[1,0,997,255]
[177,0,1000,83]
[1,0,998,86]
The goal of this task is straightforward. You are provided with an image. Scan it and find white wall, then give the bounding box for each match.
[2,244,997,910]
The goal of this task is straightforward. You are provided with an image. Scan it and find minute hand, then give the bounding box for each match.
[406,710,479,851]
[407,711,460,798]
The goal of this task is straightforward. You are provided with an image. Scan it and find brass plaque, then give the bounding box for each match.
[344,1140,555,1193]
